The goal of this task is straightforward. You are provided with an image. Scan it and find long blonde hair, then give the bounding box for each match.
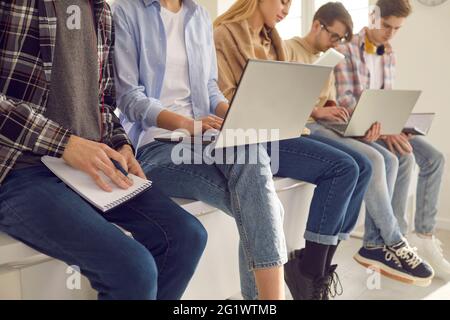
[213,0,259,28]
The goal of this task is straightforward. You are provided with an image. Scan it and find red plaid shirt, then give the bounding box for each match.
[0,0,131,184]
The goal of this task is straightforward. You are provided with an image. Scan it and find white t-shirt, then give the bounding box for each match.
[140,4,193,147]
[365,52,384,90]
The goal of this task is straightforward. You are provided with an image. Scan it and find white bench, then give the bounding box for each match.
[0,177,314,300]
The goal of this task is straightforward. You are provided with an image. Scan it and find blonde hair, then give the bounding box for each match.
[213,0,258,28]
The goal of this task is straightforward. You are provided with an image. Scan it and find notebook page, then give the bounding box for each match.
[41,156,152,212]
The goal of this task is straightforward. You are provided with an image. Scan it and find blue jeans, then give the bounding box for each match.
[0,165,207,300]
[267,136,372,245]
[378,136,445,235]
[308,123,404,247]
[137,136,367,299]
[137,141,287,300]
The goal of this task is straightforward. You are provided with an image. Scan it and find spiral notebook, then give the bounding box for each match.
[41,156,152,212]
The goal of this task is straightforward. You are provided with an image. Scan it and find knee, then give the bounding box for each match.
[399,152,416,171]
[337,155,360,182]
[173,214,208,269]
[364,150,389,182]
[431,149,445,172]
[356,154,374,182]
[384,151,399,174]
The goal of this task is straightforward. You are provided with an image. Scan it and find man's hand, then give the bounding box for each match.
[157,110,223,136]
[360,122,381,143]
[117,144,147,179]
[62,136,133,192]
[380,133,413,155]
[312,106,350,123]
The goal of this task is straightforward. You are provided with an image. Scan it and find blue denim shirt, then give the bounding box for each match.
[112,0,227,148]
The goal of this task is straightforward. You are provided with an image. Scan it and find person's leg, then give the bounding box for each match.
[308,133,373,277]
[409,136,445,235]
[310,126,434,285]
[309,133,373,244]
[137,141,287,300]
[264,135,360,300]
[309,124,403,247]
[268,136,359,248]
[0,166,158,300]
[376,140,416,235]
[406,137,450,280]
[106,186,207,300]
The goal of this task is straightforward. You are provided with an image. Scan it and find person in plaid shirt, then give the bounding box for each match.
[335,0,449,281]
[0,0,206,299]
[288,0,434,286]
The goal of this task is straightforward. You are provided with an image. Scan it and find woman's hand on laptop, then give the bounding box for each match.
[181,116,223,136]
[379,134,413,155]
[157,110,223,136]
[62,136,133,192]
[312,106,350,123]
[361,122,381,143]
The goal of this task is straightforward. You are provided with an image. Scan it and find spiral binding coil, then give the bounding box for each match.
[103,182,152,211]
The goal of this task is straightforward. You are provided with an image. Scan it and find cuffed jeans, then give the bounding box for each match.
[267,136,372,245]
[0,165,207,300]
[308,123,405,247]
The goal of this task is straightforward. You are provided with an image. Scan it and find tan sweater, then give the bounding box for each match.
[214,20,287,102]
[214,21,312,135]
[285,37,337,114]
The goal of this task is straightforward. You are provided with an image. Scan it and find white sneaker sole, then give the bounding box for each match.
[354,253,433,287]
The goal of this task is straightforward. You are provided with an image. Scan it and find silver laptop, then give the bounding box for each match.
[320,89,422,137]
[155,59,333,149]
[403,113,435,136]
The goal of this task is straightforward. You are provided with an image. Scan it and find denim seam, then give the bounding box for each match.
[228,167,254,270]
[413,145,439,234]
[317,175,337,237]
[252,257,288,270]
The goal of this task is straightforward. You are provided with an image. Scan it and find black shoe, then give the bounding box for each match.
[284,249,326,300]
[321,264,343,300]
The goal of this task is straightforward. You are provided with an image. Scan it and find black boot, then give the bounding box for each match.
[284,249,326,300]
[321,264,343,300]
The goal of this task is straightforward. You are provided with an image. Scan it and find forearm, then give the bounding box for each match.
[0,95,72,157]
[156,110,192,132]
[215,102,229,119]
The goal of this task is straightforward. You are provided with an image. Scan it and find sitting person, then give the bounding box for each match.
[214,0,374,299]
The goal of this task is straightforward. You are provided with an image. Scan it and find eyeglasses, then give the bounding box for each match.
[320,23,348,44]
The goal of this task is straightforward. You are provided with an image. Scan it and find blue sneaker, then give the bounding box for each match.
[354,246,417,285]
[387,241,434,287]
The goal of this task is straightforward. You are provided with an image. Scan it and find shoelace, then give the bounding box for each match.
[323,271,343,299]
[394,244,423,269]
[312,277,325,300]
[382,246,402,268]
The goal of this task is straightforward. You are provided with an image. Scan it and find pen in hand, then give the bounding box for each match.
[111,158,129,177]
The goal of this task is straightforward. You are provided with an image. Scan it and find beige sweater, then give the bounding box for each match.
[214,20,287,102]
[285,36,337,113]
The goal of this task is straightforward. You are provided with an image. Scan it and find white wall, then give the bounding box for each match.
[196,0,218,17]
[393,1,450,227]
